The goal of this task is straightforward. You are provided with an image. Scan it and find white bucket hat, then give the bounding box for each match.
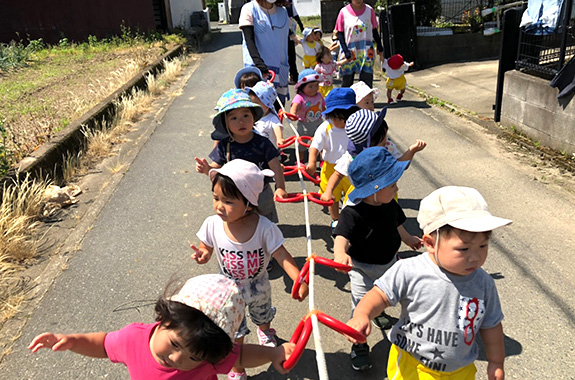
[209,159,274,206]
[418,186,512,235]
[351,81,380,103]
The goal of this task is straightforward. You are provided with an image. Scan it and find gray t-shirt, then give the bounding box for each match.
[375,253,503,373]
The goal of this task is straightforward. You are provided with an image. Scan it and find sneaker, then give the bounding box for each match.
[396,93,403,101]
[257,327,277,347]
[372,312,392,330]
[228,371,247,380]
[350,343,372,371]
[330,220,339,234]
[388,97,395,104]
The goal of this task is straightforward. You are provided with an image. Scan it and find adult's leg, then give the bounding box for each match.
[288,39,298,82]
[341,72,355,87]
[358,70,373,88]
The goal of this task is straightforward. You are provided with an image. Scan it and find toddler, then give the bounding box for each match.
[350,81,379,111]
[246,81,284,148]
[347,186,511,380]
[306,87,359,228]
[314,45,347,98]
[29,274,295,379]
[195,89,288,223]
[191,159,308,380]
[333,146,423,372]
[300,27,322,69]
[382,54,414,104]
[289,69,326,161]
[235,66,263,89]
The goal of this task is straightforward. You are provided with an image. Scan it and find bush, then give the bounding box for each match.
[206,0,220,21]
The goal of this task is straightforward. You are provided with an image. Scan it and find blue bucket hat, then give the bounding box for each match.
[323,87,360,116]
[212,89,264,137]
[245,81,278,116]
[234,66,263,89]
[348,146,409,204]
[346,108,388,157]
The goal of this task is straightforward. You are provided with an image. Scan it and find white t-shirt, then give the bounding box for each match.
[310,120,348,164]
[197,215,284,283]
[382,59,410,79]
[254,113,283,148]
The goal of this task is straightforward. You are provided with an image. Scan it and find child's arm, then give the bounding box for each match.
[237,342,296,374]
[272,124,284,147]
[320,170,344,202]
[268,157,288,199]
[273,245,308,301]
[480,323,505,380]
[28,332,108,358]
[398,225,423,250]
[289,100,300,117]
[397,139,426,162]
[305,147,319,177]
[346,286,390,343]
[190,242,213,264]
[333,235,352,270]
[195,157,221,176]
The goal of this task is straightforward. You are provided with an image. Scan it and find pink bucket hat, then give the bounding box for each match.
[170,274,245,341]
[209,159,274,206]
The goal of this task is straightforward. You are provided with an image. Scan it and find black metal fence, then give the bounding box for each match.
[516,0,575,77]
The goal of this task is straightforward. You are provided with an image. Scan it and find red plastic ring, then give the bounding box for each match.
[291,260,310,299]
[267,70,276,83]
[313,255,352,272]
[283,317,313,370]
[301,170,321,185]
[275,193,305,203]
[282,112,299,121]
[283,164,299,176]
[307,192,333,206]
[278,135,297,149]
[316,312,366,343]
[298,136,312,148]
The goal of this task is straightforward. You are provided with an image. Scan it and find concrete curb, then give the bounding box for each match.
[1,44,185,187]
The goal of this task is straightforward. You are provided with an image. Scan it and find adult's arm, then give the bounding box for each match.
[372,27,384,53]
[293,15,304,32]
[240,26,269,75]
[336,31,352,59]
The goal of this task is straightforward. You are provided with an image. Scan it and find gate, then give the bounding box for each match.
[380,3,418,64]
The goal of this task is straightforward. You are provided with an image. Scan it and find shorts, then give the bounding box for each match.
[320,162,351,203]
[257,183,278,223]
[302,54,316,69]
[387,345,477,380]
[235,275,275,339]
[386,75,407,91]
[319,85,333,98]
[349,257,397,312]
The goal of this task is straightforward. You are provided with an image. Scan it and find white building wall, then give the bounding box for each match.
[293,0,321,17]
[169,0,205,29]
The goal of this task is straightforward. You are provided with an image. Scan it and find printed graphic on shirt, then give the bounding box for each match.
[305,101,323,122]
[457,296,484,346]
[219,247,265,280]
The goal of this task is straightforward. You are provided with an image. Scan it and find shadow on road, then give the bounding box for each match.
[201,30,243,53]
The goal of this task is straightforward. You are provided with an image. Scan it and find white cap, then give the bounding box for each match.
[417,186,512,235]
[351,81,379,103]
[209,159,274,206]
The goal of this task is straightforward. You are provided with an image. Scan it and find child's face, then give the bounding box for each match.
[306,34,315,42]
[249,93,269,114]
[225,108,254,139]
[426,229,490,276]
[314,32,322,41]
[150,324,202,371]
[213,182,251,223]
[373,182,398,204]
[321,52,332,64]
[302,81,320,97]
[357,93,375,111]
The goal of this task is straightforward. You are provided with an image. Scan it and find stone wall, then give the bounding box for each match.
[501,70,575,155]
[416,33,502,67]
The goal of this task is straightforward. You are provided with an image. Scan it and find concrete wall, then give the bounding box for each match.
[169,0,205,29]
[416,33,502,67]
[501,70,575,155]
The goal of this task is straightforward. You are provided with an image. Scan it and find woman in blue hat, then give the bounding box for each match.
[332,146,423,371]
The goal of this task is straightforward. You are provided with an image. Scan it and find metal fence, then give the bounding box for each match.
[516,0,575,77]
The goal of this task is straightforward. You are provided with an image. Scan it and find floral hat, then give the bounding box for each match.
[295,68,322,91]
[245,81,278,116]
[212,89,264,137]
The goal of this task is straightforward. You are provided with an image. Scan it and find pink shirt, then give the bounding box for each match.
[335,4,378,33]
[105,322,239,379]
[292,93,325,122]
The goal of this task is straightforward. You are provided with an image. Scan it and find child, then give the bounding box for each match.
[314,45,347,98]
[321,109,426,209]
[191,159,309,380]
[300,27,322,69]
[382,54,414,104]
[28,274,296,380]
[351,81,379,111]
[246,81,284,148]
[289,69,326,162]
[332,146,423,372]
[235,66,264,89]
[306,87,358,228]
[195,89,288,223]
[346,186,511,380]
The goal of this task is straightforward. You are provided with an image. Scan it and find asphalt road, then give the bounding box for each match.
[1,25,574,379]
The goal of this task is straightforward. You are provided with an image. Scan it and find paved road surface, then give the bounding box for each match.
[1,26,574,379]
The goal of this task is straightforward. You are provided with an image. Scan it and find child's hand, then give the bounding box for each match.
[272,342,296,374]
[320,190,334,202]
[407,61,414,67]
[190,244,212,264]
[404,235,423,251]
[409,139,427,154]
[274,188,288,199]
[293,282,309,302]
[487,361,505,380]
[305,163,317,177]
[346,316,371,344]
[194,157,210,175]
[333,251,353,272]
[28,333,75,353]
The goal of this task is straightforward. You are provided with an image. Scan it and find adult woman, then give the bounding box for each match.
[239,0,291,104]
[335,0,384,88]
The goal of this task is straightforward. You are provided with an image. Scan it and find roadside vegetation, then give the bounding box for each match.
[0,29,191,330]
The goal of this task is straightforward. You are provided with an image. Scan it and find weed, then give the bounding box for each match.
[535,141,541,148]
